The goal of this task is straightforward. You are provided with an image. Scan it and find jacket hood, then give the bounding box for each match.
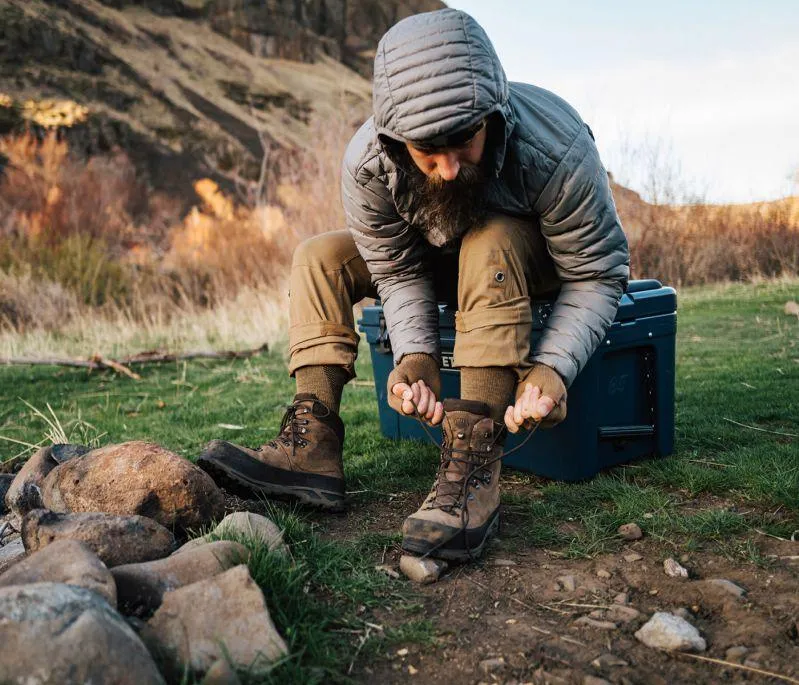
[373,8,512,165]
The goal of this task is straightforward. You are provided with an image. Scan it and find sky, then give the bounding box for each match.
[447,0,799,203]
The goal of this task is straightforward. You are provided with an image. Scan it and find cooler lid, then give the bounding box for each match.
[615,280,677,322]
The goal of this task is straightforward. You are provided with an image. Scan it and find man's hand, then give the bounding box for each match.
[387,353,443,425]
[391,378,444,425]
[504,363,567,433]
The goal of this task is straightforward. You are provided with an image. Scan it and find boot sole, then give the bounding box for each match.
[401,508,500,561]
[197,443,346,513]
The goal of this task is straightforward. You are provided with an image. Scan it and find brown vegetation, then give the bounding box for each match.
[0,122,796,353]
[622,193,799,286]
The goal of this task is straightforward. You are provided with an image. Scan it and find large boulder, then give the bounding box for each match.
[40,441,225,533]
[147,565,287,676]
[22,509,175,567]
[0,582,165,684]
[0,538,116,606]
[112,540,249,614]
[4,444,89,516]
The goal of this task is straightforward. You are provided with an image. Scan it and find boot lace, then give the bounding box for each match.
[426,422,503,514]
[266,399,328,456]
[414,412,540,561]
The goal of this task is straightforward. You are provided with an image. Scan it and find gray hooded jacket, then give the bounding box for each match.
[341,9,630,387]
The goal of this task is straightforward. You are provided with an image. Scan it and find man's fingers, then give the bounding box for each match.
[410,381,422,407]
[537,395,555,418]
[392,382,411,398]
[417,382,430,415]
[522,385,541,419]
[423,391,437,420]
[401,398,415,415]
[430,401,444,425]
[504,405,519,433]
[513,384,530,426]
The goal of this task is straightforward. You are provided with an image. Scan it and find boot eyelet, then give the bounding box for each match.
[467,494,475,501]
[457,432,465,439]
[485,445,491,451]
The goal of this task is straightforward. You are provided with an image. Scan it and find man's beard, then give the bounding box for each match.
[405,161,488,248]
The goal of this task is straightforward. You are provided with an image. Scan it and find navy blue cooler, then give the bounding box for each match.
[358,279,677,481]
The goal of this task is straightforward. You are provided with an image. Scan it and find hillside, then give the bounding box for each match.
[0,0,442,199]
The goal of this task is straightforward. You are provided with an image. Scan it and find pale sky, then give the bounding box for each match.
[447,0,799,203]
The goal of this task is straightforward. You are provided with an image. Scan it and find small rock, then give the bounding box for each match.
[375,564,400,579]
[595,568,612,579]
[634,612,706,652]
[213,512,286,554]
[663,558,689,579]
[0,474,14,513]
[202,659,241,685]
[21,509,175,567]
[613,592,630,605]
[112,541,249,614]
[490,558,517,566]
[584,676,613,685]
[147,565,287,676]
[399,555,447,584]
[556,574,577,592]
[704,578,746,598]
[407,664,418,675]
[673,607,692,620]
[41,441,224,533]
[623,552,643,563]
[725,646,749,663]
[591,653,629,669]
[0,582,165,684]
[5,445,89,516]
[743,658,762,669]
[618,523,643,541]
[590,605,640,623]
[574,616,618,630]
[0,539,116,606]
[0,538,25,574]
[478,657,505,674]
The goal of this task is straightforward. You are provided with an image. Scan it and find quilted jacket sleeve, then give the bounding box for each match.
[532,125,630,387]
[341,135,440,365]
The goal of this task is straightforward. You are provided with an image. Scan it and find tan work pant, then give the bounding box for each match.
[288,214,561,378]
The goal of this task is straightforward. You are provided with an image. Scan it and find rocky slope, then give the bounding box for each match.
[0,0,442,198]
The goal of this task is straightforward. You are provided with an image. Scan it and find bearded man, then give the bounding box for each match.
[199,8,630,560]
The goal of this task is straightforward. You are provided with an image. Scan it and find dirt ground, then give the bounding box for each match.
[318,490,799,685]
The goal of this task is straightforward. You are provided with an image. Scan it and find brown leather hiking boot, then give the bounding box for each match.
[197,393,346,511]
[401,399,505,561]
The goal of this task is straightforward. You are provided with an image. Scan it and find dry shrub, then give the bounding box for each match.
[161,108,355,303]
[0,269,79,331]
[0,106,356,341]
[628,200,799,286]
[163,179,294,304]
[0,131,149,249]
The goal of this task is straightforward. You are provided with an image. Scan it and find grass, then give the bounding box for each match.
[1,279,797,681]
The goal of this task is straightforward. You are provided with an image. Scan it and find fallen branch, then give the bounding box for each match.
[672,651,799,684]
[0,343,270,378]
[722,417,798,438]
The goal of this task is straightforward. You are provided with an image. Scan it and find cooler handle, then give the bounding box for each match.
[598,425,655,440]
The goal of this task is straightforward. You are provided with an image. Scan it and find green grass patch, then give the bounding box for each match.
[0,279,797,680]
